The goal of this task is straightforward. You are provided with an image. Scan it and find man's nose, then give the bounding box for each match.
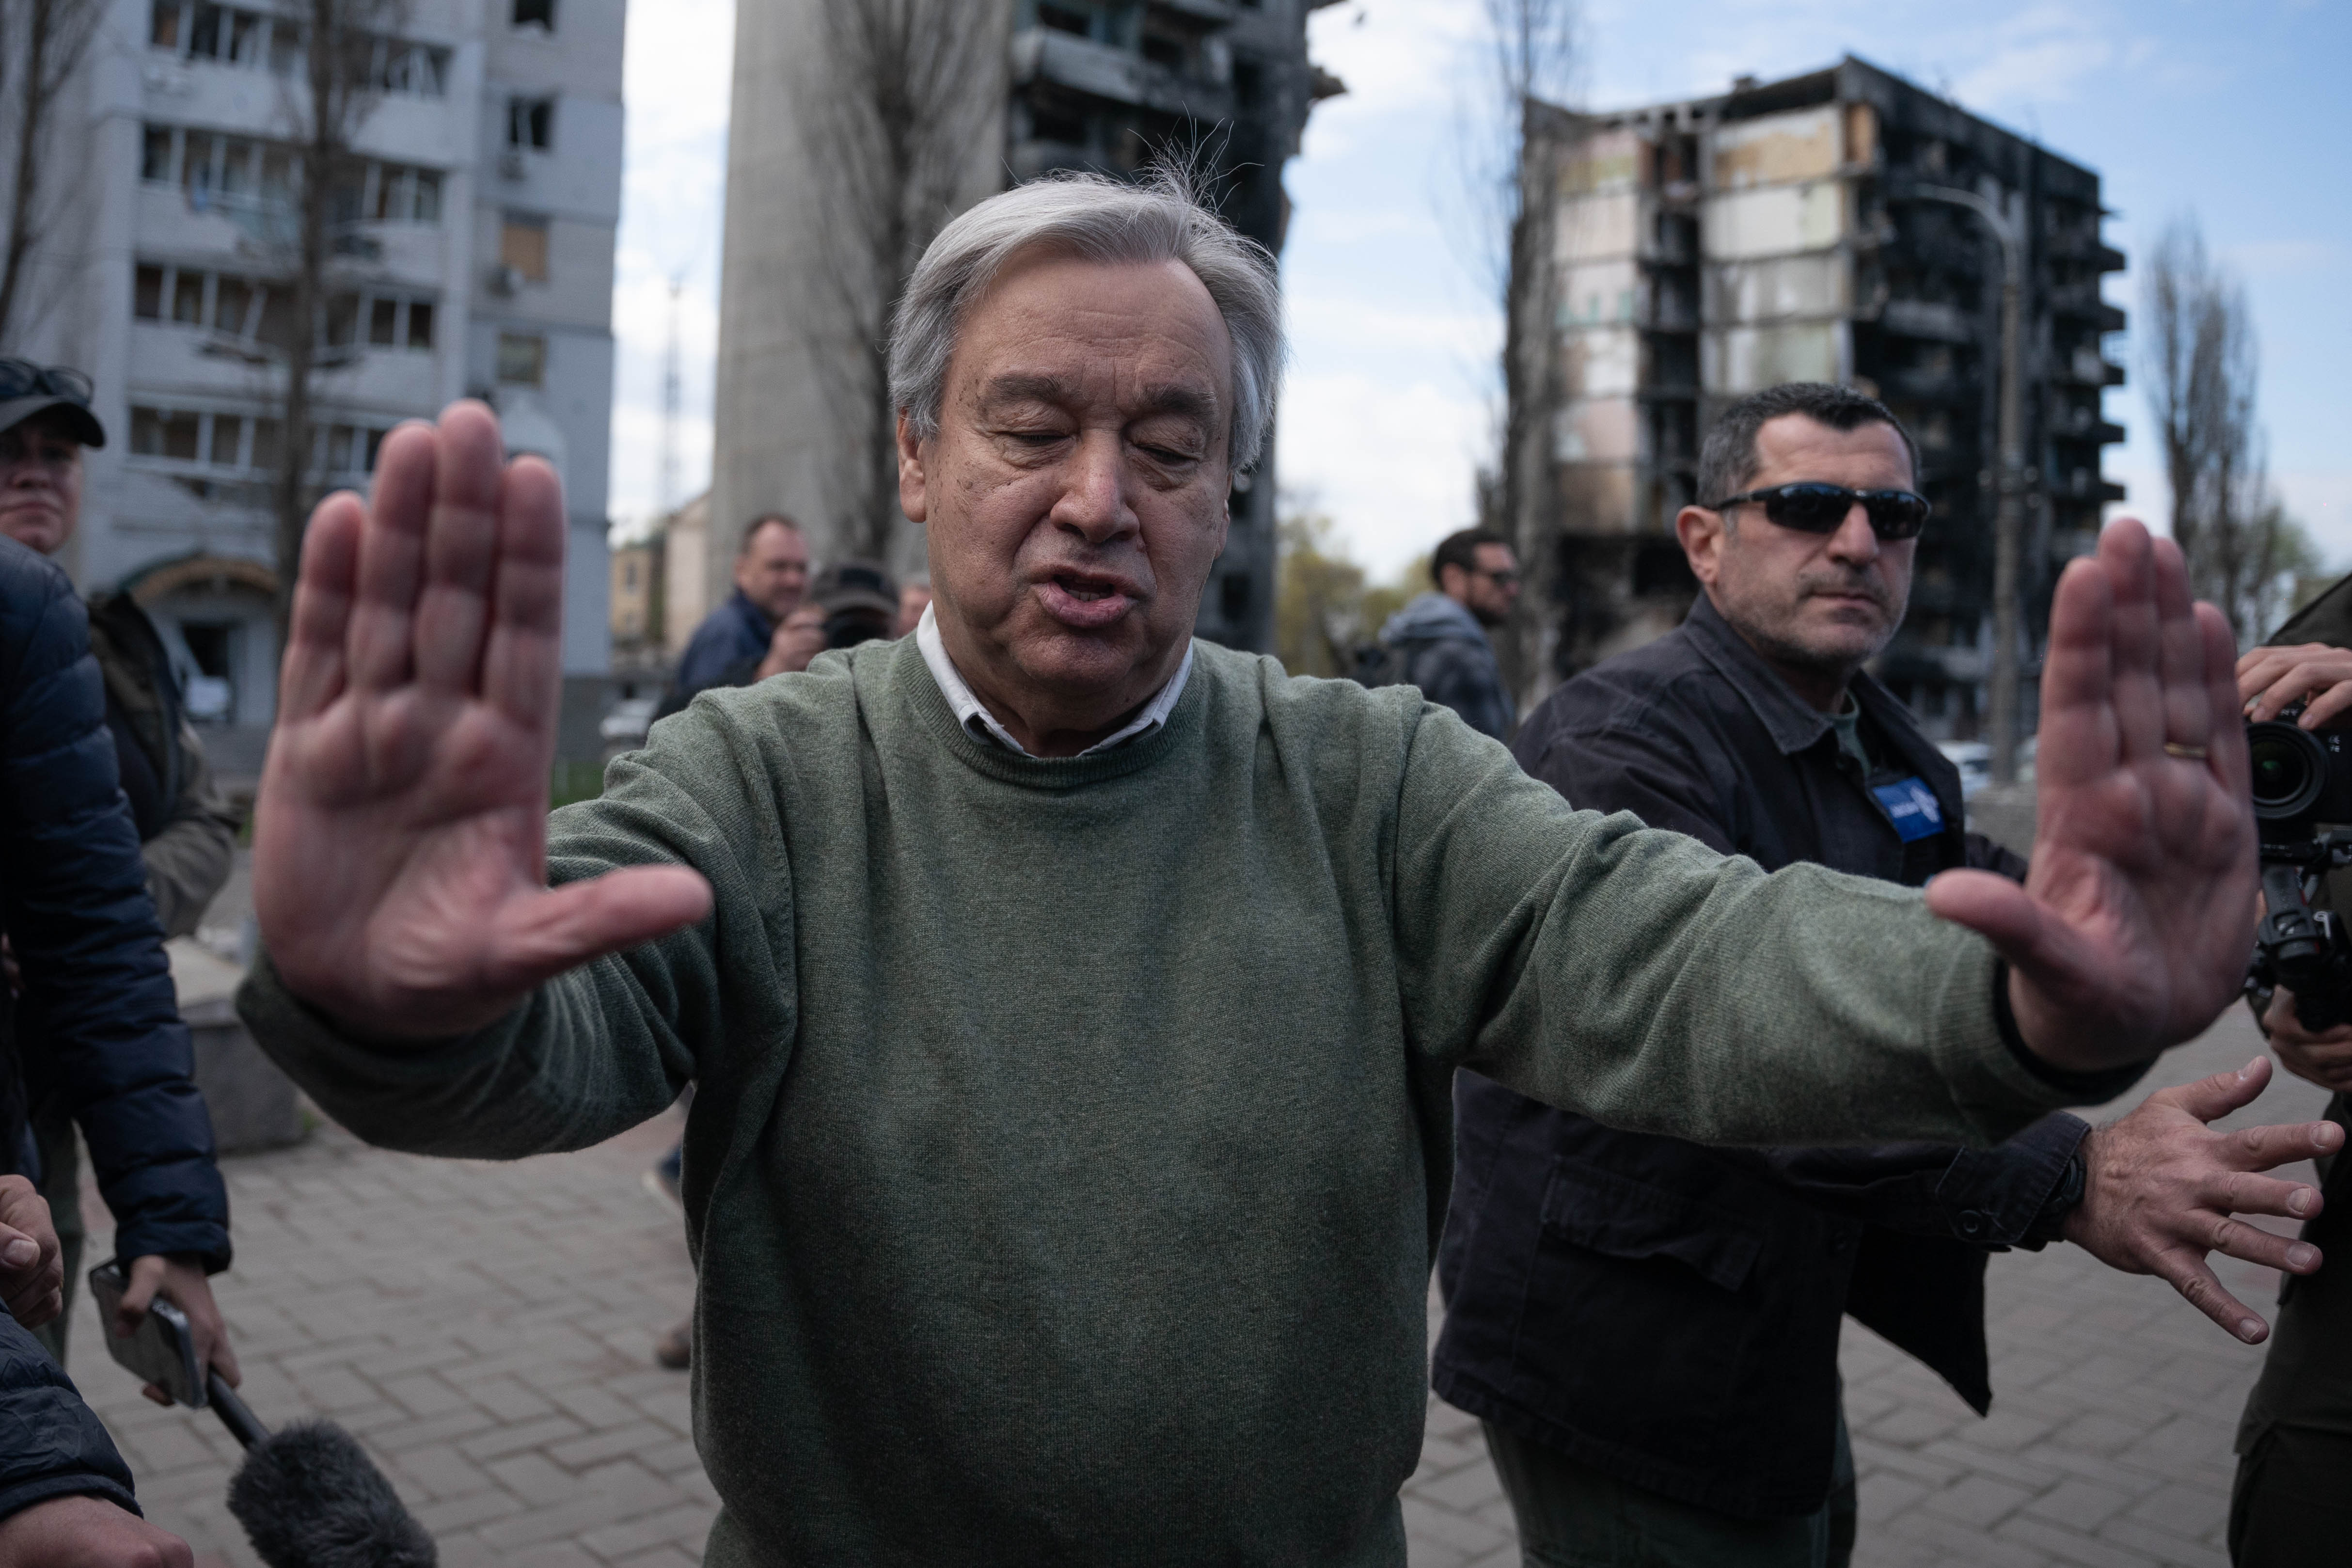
[1050,431,1137,545]
[1825,504,1879,563]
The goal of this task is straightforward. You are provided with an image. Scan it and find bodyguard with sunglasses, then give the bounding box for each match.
[1433,383,2332,1567]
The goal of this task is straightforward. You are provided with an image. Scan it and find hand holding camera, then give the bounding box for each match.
[2238,643,2352,1057]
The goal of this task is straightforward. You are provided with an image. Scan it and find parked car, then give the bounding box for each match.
[1937,737,2036,800]
[600,695,658,748]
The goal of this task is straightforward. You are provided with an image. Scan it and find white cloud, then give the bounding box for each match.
[1277,370,1491,580]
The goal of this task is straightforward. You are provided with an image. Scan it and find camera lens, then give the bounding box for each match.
[2248,720,2328,819]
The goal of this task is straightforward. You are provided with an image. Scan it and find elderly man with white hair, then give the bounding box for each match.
[241,172,2261,1564]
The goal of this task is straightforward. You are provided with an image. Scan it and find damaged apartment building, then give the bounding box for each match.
[1501,55,2126,737]
[715,0,1342,654]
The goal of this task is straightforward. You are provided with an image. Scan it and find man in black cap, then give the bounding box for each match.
[0,359,238,1386]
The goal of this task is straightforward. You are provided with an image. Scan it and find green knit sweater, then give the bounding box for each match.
[241,636,2084,1566]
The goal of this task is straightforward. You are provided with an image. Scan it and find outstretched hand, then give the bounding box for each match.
[2063,1056,2340,1343]
[1925,520,2256,1073]
[254,402,712,1040]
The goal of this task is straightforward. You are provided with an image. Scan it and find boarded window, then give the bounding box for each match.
[210,415,243,466]
[496,333,545,385]
[172,270,205,323]
[214,276,252,333]
[406,300,435,349]
[134,265,165,319]
[368,297,399,345]
[501,214,549,281]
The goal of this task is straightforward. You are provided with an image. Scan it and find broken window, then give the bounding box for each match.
[209,415,244,466]
[131,407,201,460]
[249,418,282,469]
[508,96,555,150]
[134,265,165,320]
[142,125,174,181]
[188,2,222,58]
[1037,3,1092,37]
[513,0,556,30]
[368,297,399,346]
[406,300,435,349]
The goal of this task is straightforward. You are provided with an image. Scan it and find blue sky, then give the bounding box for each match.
[609,0,2352,586]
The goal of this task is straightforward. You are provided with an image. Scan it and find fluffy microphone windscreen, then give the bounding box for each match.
[226,1420,437,1568]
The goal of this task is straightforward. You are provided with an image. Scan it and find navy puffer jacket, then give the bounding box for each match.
[0,538,229,1269]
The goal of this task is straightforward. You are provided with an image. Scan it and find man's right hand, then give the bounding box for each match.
[254,402,712,1040]
[0,1496,192,1568]
[0,1176,62,1329]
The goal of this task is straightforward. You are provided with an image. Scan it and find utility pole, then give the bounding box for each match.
[1914,183,2026,784]
[658,273,683,518]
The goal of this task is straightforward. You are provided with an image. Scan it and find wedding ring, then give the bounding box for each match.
[2163,742,2209,760]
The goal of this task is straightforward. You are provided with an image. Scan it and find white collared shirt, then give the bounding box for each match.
[915,602,1193,759]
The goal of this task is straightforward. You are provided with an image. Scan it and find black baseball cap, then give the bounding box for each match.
[811,560,900,618]
[0,359,105,448]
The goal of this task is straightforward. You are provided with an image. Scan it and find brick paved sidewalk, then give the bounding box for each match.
[68,1111,711,1568]
[1401,1007,2336,1568]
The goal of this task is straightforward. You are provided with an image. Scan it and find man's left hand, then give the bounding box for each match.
[1926,520,2257,1073]
[2063,1056,2342,1342]
[113,1256,238,1405]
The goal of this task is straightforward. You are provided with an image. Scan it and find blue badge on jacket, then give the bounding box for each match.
[1871,776,1946,842]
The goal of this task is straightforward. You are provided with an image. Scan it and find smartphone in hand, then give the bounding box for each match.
[87,1261,205,1408]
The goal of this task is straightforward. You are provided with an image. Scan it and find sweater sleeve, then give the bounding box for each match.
[237,699,791,1162]
[1388,705,2131,1149]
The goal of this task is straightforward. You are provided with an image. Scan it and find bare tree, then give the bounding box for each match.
[254,0,407,636]
[2143,216,2292,643]
[1460,0,1576,697]
[0,0,109,341]
[794,0,1007,564]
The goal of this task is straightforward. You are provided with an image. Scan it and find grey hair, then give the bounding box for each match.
[888,167,1284,472]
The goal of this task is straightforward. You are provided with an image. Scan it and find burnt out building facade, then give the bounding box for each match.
[1502,55,2126,736]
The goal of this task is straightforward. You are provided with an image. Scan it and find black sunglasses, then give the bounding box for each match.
[1705,482,1931,541]
[0,358,94,406]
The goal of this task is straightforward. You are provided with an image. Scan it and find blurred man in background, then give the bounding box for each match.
[662,513,810,714]
[0,362,237,1383]
[1376,527,1518,739]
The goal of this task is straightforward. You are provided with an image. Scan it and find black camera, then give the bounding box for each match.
[2246,705,2352,1030]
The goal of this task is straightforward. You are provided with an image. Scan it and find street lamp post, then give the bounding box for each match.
[1913,184,2026,785]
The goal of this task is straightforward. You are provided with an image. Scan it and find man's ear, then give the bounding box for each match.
[1674,505,1726,590]
[896,412,929,525]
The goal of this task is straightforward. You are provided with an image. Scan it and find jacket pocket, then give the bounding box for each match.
[1502,1157,1765,1464]
[1538,1158,1762,1292]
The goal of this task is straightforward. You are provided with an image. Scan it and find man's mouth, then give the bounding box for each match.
[1036,570,1140,630]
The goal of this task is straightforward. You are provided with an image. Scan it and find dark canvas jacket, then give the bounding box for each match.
[83,591,237,939]
[0,539,230,1270]
[1433,593,2087,1520]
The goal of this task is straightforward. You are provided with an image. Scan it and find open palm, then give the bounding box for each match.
[1926,521,2257,1071]
[253,403,710,1039]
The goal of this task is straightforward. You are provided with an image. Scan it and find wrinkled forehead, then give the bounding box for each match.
[953,252,1232,420]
